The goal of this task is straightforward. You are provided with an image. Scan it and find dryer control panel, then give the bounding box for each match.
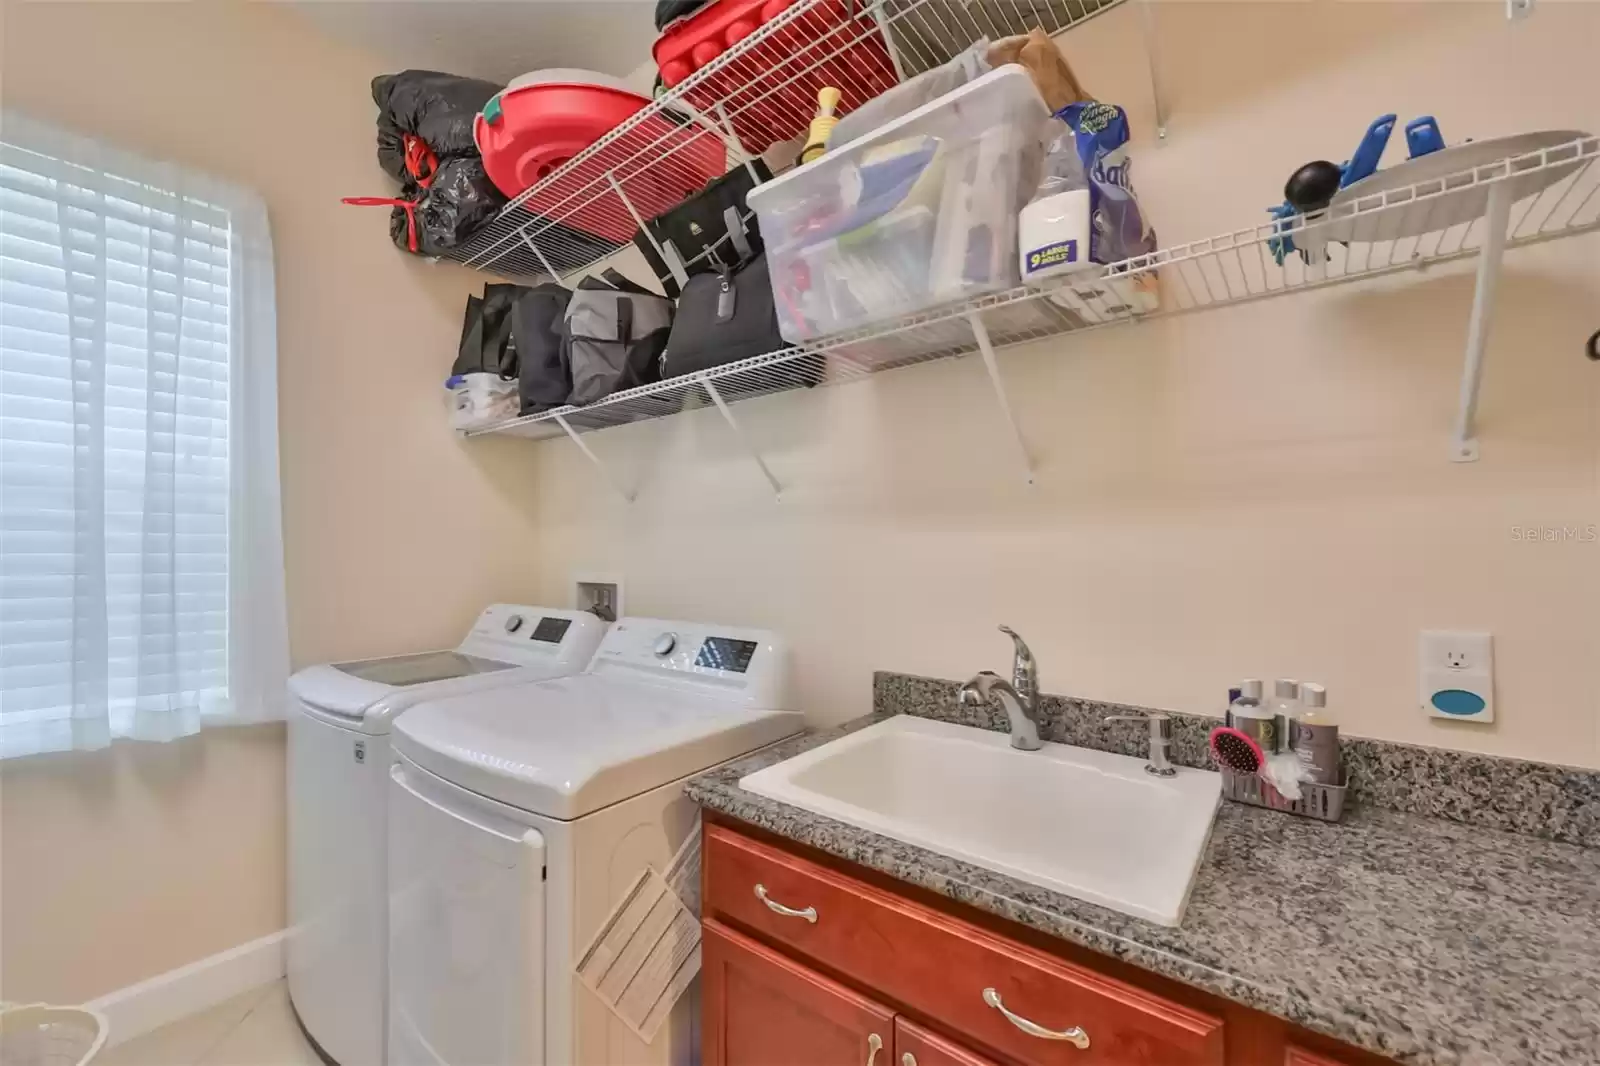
[457,604,609,669]
[589,617,790,708]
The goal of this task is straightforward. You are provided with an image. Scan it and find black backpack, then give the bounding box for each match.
[512,284,575,414]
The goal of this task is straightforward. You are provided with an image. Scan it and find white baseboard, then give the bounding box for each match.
[88,929,287,1048]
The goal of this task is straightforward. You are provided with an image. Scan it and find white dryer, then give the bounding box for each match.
[387,618,801,1066]
[286,604,608,1066]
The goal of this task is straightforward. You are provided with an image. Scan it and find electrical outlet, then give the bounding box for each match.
[1419,630,1494,722]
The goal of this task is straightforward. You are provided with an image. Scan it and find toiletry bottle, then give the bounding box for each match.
[1225,687,1242,729]
[1267,679,1300,755]
[1229,680,1275,755]
[1292,682,1340,785]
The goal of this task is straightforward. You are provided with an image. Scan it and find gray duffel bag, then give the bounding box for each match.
[565,270,673,406]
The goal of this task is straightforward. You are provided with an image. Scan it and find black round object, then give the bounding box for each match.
[1284,160,1344,212]
[1588,328,1599,361]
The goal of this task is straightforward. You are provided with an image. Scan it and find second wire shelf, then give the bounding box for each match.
[468,133,1599,496]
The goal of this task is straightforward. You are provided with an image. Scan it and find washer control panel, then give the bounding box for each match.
[590,617,788,706]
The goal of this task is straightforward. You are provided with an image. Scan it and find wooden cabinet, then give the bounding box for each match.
[705,822,1225,1066]
[704,919,894,1066]
[896,1017,1004,1066]
[704,815,1397,1066]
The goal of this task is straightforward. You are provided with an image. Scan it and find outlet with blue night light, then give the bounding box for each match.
[1419,630,1494,723]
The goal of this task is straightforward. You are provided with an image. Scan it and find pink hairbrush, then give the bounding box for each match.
[1210,726,1266,775]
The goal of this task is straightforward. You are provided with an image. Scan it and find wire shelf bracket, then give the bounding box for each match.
[968,312,1035,485]
[704,378,784,498]
[1139,0,1170,140]
[555,414,635,503]
[1450,180,1513,462]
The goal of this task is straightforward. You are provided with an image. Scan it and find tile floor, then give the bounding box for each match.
[98,980,318,1066]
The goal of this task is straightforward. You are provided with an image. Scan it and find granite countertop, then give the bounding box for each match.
[687,712,1600,1066]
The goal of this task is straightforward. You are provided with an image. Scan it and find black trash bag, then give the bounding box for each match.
[416,157,505,254]
[655,1,712,30]
[360,159,505,257]
[372,70,501,181]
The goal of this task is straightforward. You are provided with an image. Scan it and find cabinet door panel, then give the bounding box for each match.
[703,918,895,1066]
[895,1017,1003,1066]
[1287,1048,1354,1066]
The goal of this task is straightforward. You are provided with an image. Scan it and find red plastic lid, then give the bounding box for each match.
[476,82,655,194]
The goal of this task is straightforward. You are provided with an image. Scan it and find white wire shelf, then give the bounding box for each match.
[443,0,1124,283]
[466,134,1600,494]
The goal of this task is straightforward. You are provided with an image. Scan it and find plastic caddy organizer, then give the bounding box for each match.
[747,65,1050,344]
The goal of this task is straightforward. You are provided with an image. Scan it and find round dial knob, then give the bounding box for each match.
[653,632,678,657]
[504,614,525,634]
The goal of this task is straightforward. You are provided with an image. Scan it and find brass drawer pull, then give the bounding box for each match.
[754,883,818,923]
[865,1033,883,1066]
[982,987,1090,1049]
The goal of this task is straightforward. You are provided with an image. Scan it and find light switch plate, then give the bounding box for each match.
[1419,630,1494,722]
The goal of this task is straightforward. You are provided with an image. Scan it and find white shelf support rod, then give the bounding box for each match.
[713,102,764,186]
[703,378,782,498]
[1451,180,1513,463]
[1139,0,1170,140]
[870,2,909,83]
[554,414,635,502]
[521,232,565,288]
[608,170,687,292]
[967,312,1035,485]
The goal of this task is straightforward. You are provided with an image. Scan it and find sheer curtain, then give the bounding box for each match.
[0,111,289,757]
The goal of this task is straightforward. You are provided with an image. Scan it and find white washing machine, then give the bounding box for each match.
[287,604,609,1066]
[386,617,801,1066]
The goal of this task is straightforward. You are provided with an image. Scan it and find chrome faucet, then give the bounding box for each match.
[959,626,1042,751]
[1104,710,1178,777]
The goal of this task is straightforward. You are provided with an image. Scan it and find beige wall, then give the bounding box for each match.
[523,2,1600,769]
[0,0,541,1001]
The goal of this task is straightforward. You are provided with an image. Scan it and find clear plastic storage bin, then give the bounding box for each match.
[748,66,1050,344]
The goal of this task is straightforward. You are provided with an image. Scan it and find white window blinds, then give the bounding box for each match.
[0,112,288,757]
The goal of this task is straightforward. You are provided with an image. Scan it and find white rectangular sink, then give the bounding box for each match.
[739,715,1221,926]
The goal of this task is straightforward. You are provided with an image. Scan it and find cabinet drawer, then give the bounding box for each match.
[705,824,1225,1066]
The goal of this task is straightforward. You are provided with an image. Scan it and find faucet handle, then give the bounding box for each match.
[1105,711,1173,739]
[1105,712,1177,776]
